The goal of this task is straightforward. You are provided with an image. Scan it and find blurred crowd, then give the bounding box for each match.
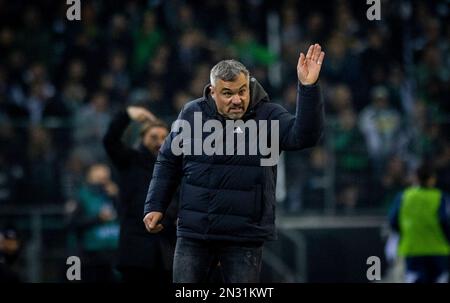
[0,0,449,218]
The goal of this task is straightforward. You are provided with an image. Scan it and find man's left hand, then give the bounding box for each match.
[297,43,325,85]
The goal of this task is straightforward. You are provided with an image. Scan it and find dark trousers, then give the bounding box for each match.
[173,237,263,283]
[405,256,449,283]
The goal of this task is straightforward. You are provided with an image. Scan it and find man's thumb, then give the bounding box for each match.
[149,214,157,229]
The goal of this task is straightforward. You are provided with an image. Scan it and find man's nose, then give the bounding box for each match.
[231,95,241,104]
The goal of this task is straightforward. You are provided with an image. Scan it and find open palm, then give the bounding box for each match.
[297,44,325,86]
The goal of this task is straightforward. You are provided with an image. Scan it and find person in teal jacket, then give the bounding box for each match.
[71,163,120,282]
[389,163,450,283]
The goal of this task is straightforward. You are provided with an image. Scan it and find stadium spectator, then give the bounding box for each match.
[0,225,22,282]
[331,108,370,210]
[68,163,120,282]
[359,86,402,176]
[73,91,112,162]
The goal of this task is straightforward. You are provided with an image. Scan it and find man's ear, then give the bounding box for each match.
[210,85,215,98]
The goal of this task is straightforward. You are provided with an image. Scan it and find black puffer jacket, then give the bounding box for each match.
[144,78,324,242]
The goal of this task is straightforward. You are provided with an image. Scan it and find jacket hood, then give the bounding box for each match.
[202,77,270,118]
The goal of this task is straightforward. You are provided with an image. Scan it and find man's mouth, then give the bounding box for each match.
[229,107,243,113]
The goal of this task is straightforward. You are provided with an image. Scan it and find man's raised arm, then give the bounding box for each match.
[273,43,326,150]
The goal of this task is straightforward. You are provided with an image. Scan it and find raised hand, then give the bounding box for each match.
[126,106,157,123]
[297,43,325,86]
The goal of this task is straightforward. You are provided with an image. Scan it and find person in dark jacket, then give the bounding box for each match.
[143,44,325,282]
[103,106,177,283]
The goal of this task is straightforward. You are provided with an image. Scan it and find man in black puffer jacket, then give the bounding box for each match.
[143,44,325,282]
[103,106,177,283]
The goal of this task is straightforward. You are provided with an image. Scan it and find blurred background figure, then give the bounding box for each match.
[0,225,22,282]
[67,163,120,282]
[103,105,177,283]
[359,86,402,177]
[331,108,370,212]
[388,163,450,283]
[73,91,112,162]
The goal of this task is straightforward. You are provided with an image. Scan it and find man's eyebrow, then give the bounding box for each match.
[221,84,247,92]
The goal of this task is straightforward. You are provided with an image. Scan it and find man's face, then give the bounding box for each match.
[143,126,168,155]
[210,72,250,120]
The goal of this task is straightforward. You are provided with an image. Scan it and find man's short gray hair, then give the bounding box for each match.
[210,59,250,86]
